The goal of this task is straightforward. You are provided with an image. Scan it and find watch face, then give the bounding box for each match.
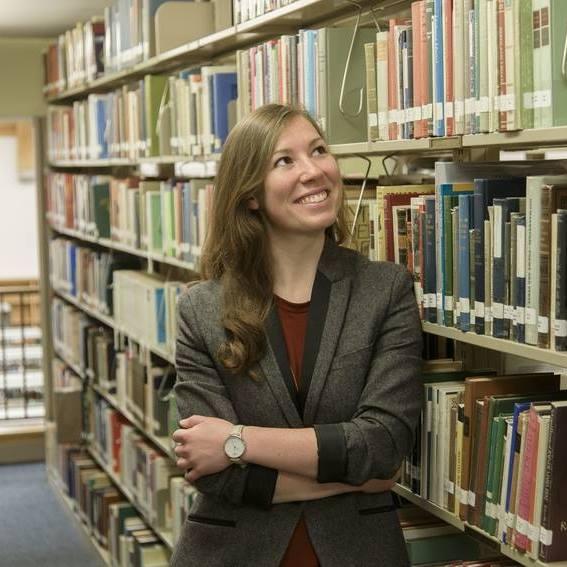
[224,436,245,459]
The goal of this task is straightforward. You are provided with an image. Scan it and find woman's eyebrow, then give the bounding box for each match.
[272,137,324,156]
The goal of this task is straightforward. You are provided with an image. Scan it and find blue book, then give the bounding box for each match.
[211,72,237,151]
[68,243,77,297]
[96,97,108,158]
[302,30,318,118]
[457,194,473,331]
[433,0,445,136]
[155,287,166,345]
[472,178,526,335]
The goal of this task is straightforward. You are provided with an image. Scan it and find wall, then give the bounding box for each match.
[0,38,52,280]
[0,37,52,118]
[0,134,39,279]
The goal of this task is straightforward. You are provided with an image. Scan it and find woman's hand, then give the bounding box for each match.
[359,467,401,494]
[172,415,233,483]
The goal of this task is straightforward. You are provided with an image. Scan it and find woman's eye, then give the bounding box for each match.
[313,145,327,156]
[274,156,292,167]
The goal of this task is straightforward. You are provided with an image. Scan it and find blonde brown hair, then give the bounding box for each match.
[201,104,347,378]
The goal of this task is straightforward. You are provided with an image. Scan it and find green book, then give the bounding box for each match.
[91,182,111,239]
[146,190,163,252]
[144,74,169,157]
[537,0,567,127]
[519,0,534,129]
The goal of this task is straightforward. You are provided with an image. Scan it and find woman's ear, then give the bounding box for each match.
[247,197,260,210]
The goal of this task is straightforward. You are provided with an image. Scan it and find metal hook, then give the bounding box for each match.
[346,154,372,246]
[339,0,364,118]
[562,30,567,79]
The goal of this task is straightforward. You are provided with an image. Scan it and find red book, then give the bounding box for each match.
[383,192,425,262]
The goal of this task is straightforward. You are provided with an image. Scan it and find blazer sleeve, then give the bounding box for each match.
[313,267,423,485]
[174,290,278,508]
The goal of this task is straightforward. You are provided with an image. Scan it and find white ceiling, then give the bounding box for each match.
[0,0,112,38]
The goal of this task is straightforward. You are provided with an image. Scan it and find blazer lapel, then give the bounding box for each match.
[302,276,351,424]
[259,308,304,427]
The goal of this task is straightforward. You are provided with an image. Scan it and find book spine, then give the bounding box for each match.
[555,210,567,350]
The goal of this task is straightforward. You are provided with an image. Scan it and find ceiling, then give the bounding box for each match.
[0,0,112,38]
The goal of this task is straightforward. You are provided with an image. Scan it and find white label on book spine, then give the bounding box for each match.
[516,516,528,535]
[540,527,553,546]
[445,295,454,311]
[455,100,465,119]
[533,90,551,109]
[485,502,496,519]
[538,316,549,334]
[435,102,444,119]
[528,523,540,543]
[460,298,470,313]
[525,308,537,325]
[445,480,455,494]
[500,93,516,112]
[494,205,503,257]
[493,302,504,319]
[445,102,454,118]
[504,305,513,320]
[524,92,535,109]
[368,113,378,127]
[422,104,433,120]
[468,490,476,506]
[465,97,475,113]
[413,106,422,120]
[425,293,436,308]
[517,225,526,277]
[478,96,490,113]
[506,512,515,528]
[378,112,388,126]
[459,487,468,505]
[554,319,567,337]
[485,306,493,322]
[475,301,485,318]
[516,306,525,324]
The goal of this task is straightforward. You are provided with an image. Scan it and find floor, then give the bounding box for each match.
[0,462,105,567]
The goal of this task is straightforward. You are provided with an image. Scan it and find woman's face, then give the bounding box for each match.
[251,115,341,241]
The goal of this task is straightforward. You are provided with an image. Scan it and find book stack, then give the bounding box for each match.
[400,365,567,562]
[236,26,376,144]
[363,0,567,142]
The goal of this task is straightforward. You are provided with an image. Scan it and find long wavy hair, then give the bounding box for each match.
[201,104,348,378]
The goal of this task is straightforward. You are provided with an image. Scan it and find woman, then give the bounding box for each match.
[171,104,423,566]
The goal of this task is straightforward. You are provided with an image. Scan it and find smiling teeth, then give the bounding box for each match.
[298,190,328,205]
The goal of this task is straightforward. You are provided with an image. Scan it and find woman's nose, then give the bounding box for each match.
[298,157,323,183]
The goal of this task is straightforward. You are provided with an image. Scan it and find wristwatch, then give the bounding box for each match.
[224,424,247,466]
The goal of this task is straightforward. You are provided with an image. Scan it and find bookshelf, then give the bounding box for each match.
[37,0,567,566]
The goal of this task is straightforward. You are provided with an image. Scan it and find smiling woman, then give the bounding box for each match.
[171,104,423,567]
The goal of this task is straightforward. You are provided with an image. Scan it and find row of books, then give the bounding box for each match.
[49,239,141,315]
[43,0,232,96]
[89,394,180,531]
[352,164,567,352]
[47,174,213,266]
[236,27,374,144]
[49,240,184,354]
[399,365,567,562]
[364,0,567,142]
[233,0,296,24]
[46,66,237,162]
[47,440,172,566]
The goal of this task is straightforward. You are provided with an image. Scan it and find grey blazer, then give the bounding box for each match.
[171,239,423,567]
